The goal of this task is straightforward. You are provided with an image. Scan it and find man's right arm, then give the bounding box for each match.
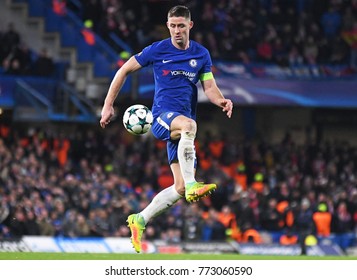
[100,56,142,128]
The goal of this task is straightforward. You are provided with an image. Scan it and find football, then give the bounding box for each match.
[122,104,153,135]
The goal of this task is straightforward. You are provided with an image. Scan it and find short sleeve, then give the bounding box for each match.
[199,48,213,81]
[200,49,212,78]
[134,44,154,67]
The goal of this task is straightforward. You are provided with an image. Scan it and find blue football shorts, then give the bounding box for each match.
[151,111,181,165]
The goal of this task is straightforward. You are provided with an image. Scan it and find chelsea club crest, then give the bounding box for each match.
[189,59,197,68]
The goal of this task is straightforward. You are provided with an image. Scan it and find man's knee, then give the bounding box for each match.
[170,116,197,140]
[181,118,197,136]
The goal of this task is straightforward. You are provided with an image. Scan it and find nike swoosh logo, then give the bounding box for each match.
[162,60,173,63]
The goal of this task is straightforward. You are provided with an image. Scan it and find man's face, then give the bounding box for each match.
[167,16,193,49]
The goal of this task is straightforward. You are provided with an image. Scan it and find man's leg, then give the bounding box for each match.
[140,184,182,222]
[153,112,217,201]
[127,185,182,253]
[173,116,217,202]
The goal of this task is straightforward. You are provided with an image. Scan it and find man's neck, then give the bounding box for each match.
[172,39,190,50]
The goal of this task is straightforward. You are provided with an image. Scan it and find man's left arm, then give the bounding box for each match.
[201,77,233,118]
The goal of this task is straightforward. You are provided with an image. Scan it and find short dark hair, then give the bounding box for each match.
[167,5,191,20]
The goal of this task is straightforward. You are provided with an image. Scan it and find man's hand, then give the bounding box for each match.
[100,105,115,128]
[219,98,233,118]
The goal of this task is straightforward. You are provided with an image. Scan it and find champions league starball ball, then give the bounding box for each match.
[122,104,153,135]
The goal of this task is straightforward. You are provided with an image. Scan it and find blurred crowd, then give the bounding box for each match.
[0,121,356,248]
[75,0,357,69]
[2,0,357,76]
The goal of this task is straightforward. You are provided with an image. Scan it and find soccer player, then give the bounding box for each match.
[100,5,233,253]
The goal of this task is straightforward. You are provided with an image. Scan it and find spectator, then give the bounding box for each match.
[3,58,22,75]
[0,225,12,238]
[256,35,273,62]
[201,208,226,241]
[279,229,298,245]
[272,37,288,66]
[2,41,33,75]
[88,208,110,237]
[160,214,182,243]
[24,211,40,236]
[33,48,54,77]
[333,202,353,233]
[52,0,67,16]
[288,45,304,66]
[294,198,315,255]
[303,36,319,65]
[217,205,239,240]
[231,191,257,230]
[73,213,90,237]
[240,222,263,244]
[1,22,20,60]
[321,6,342,41]
[37,209,55,236]
[329,37,349,64]
[0,199,10,225]
[342,20,357,70]
[312,202,332,237]
[62,209,78,237]
[82,0,103,32]
[8,208,27,237]
[0,23,6,63]
[183,204,204,241]
[260,197,283,231]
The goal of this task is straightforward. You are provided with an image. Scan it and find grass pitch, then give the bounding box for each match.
[1,252,357,260]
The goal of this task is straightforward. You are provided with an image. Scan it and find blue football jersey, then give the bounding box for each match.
[135,38,212,120]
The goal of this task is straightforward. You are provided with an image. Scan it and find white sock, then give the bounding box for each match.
[177,132,196,184]
[140,185,182,225]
